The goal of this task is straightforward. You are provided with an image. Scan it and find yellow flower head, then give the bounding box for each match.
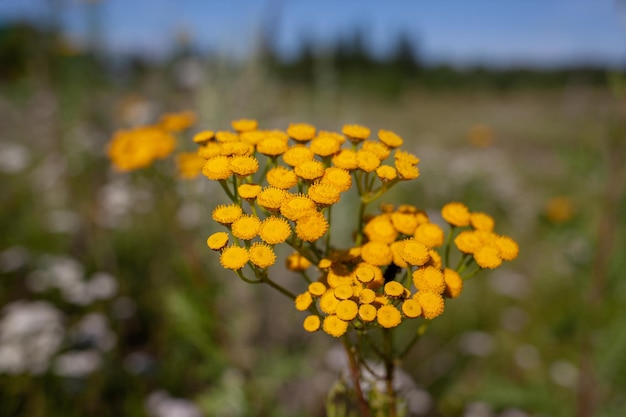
[318,130,347,144]
[390,241,409,268]
[198,142,222,159]
[364,215,398,244]
[443,268,463,298]
[319,290,340,314]
[470,212,495,232]
[321,167,352,192]
[303,315,321,332]
[215,131,239,143]
[308,182,341,206]
[415,292,445,319]
[322,315,349,337]
[220,245,249,270]
[454,230,483,254]
[280,193,317,221]
[354,263,378,284]
[159,110,196,132]
[357,150,381,173]
[384,281,406,297]
[240,130,266,145]
[295,211,328,242]
[257,187,288,211]
[257,136,289,156]
[413,266,446,294]
[334,284,354,300]
[231,118,258,132]
[202,156,232,180]
[474,246,502,269]
[310,135,341,157]
[176,152,205,179]
[286,252,312,272]
[266,166,298,189]
[294,160,325,181]
[390,211,419,235]
[231,214,261,240]
[359,304,377,322]
[395,159,420,180]
[394,149,420,165]
[360,242,393,266]
[283,145,314,167]
[249,242,276,268]
[400,239,430,266]
[378,129,404,148]
[287,123,316,142]
[362,140,390,160]
[222,141,254,156]
[212,204,243,224]
[376,165,397,181]
[377,305,402,328]
[414,223,445,248]
[359,288,376,304]
[442,202,471,227]
[494,235,519,261]
[428,249,442,269]
[401,299,422,318]
[342,124,370,142]
[336,299,359,321]
[107,126,176,172]
[295,291,313,311]
[308,282,327,296]
[238,183,262,200]
[193,130,214,144]
[259,216,292,244]
[229,155,259,177]
[332,149,359,170]
[206,232,229,251]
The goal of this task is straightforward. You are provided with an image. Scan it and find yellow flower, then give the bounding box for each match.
[327,269,353,288]
[395,159,419,180]
[384,281,405,297]
[545,196,575,223]
[308,182,341,206]
[443,268,463,298]
[390,211,419,235]
[321,167,352,192]
[267,166,298,189]
[318,258,332,269]
[287,123,316,142]
[107,126,176,172]
[401,299,422,318]
[470,212,495,231]
[257,136,289,156]
[159,110,196,132]
[176,152,205,179]
[377,305,402,328]
[308,282,326,296]
[362,140,390,160]
[322,315,349,337]
[428,249,442,269]
[229,155,259,176]
[415,292,445,319]
[240,130,266,145]
[414,223,445,248]
[354,264,377,283]
[336,299,359,321]
[332,149,359,170]
[257,187,288,210]
[197,142,222,159]
[364,215,398,244]
[202,156,232,180]
[206,232,229,251]
[249,242,276,268]
[376,165,397,181]
[238,183,262,200]
[359,304,377,322]
[394,149,420,165]
[295,211,328,242]
[454,230,482,254]
[222,141,254,156]
[310,135,341,157]
[303,315,321,332]
[357,150,381,172]
[280,194,317,221]
[318,130,346,144]
[286,252,312,272]
[231,118,258,132]
[342,124,370,142]
[378,129,403,148]
[467,124,494,147]
[494,235,519,261]
[215,131,239,143]
[360,242,392,266]
[295,291,313,311]
[400,239,430,266]
[212,204,243,224]
[193,130,214,144]
[358,288,376,304]
[231,215,261,240]
[294,160,325,181]
[220,245,249,270]
[474,246,502,269]
[283,145,315,167]
[334,284,354,300]
[390,241,409,268]
[259,216,292,244]
[319,290,340,314]
[413,266,445,294]
[441,202,470,227]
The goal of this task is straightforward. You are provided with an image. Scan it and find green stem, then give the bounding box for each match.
[218,180,236,201]
[461,266,482,281]
[444,225,456,269]
[383,328,397,417]
[257,270,297,299]
[236,269,263,284]
[341,336,372,417]
[399,322,429,359]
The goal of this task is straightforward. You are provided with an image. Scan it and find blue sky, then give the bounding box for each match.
[1,0,625,67]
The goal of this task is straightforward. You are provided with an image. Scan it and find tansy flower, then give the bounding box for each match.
[159,110,196,132]
[322,315,349,337]
[390,241,409,268]
[257,136,289,156]
[318,258,332,269]
[283,145,315,167]
[295,291,314,311]
[193,130,214,144]
[414,223,445,248]
[308,183,341,206]
[198,142,222,159]
[321,167,352,192]
[294,160,325,181]
[238,183,262,200]
[107,127,176,172]
[494,235,519,261]
[394,149,420,165]
[215,131,239,143]
[377,305,402,328]
[222,141,254,156]
[220,245,249,270]
[206,232,229,251]
[362,140,390,160]
[442,202,471,227]
[319,290,340,314]
[257,187,288,210]
[267,166,298,189]
[384,281,405,297]
[390,211,419,235]
[342,124,370,142]
[474,246,502,269]
[358,288,376,304]
[454,230,483,254]
[413,266,446,294]
[376,165,397,181]
[295,211,328,242]
[310,135,341,157]
[428,249,442,269]
[415,292,445,319]
[378,129,403,148]
[355,264,376,283]
[280,194,317,221]
[443,268,463,298]
[364,215,398,244]
[202,156,232,180]
[401,299,422,318]
[308,282,326,296]
[470,212,495,231]
[212,204,243,224]
[286,252,312,272]
[395,159,419,180]
[249,242,276,268]
[259,216,292,244]
[231,215,261,240]
[357,150,381,172]
[326,270,353,288]
[240,130,266,145]
[231,118,258,132]
[287,123,316,142]
[332,149,359,170]
[334,284,354,300]
[360,242,393,266]
[336,299,359,321]
[176,152,205,179]
[359,304,377,322]
[303,315,321,332]
[400,239,430,266]
[229,155,259,176]
[318,130,346,144]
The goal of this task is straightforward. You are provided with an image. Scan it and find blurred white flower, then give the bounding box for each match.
[0,246,30,273]
[550,360,578,388]
[146,390,204,417]
[87,272,118,300]
[45,209,81,234]
[514,344,540,369]
[458,331,494,357]
[72,313,116,352]
[54,350,102,378]
[0,142,31,174]
[500,307,528,333]
[463,401,494,417]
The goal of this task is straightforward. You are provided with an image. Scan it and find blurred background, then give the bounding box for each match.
[1,1,626,416]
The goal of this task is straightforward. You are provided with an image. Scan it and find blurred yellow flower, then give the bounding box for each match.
[441,202,471,227]
[176,152,205,179]
[287,123,316,142]
[303,315,321,332]
[159,110,196,132]
[545,196,575,223]
[415,292,445,319]
[231,119,258,132]
[378,129,404,148]
[322,315,348,337]
[342,124,370,142]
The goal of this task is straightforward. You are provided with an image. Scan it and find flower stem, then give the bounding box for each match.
[341,336,372,417]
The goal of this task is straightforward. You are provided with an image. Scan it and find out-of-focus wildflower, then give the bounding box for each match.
[544,196,575,223]
[107,126,176,172]
[176,152,205,179]
[467,123,495,147]
[159,110,196,132]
